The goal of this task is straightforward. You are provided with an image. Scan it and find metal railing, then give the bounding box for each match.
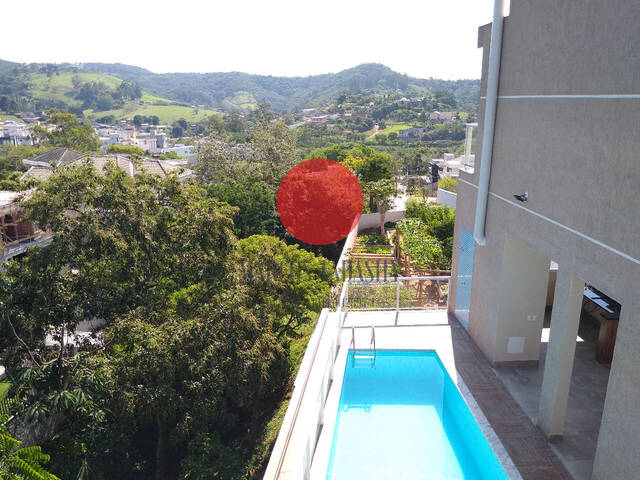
[344,276,450,313]
[264,275,450,480]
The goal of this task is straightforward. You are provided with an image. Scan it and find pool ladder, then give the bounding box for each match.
[350,326,376,368]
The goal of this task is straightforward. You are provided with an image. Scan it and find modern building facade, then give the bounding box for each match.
[448,1,640,479]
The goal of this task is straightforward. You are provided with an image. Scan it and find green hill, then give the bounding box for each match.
[0,60,479,116]
[0,63,220,123]
[80,62,479,112]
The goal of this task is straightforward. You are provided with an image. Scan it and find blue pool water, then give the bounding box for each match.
[326,350,509,480]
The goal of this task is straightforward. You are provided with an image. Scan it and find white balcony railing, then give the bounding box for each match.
[264,275,450,480]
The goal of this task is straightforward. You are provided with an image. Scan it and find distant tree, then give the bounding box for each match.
[31,109,99,152]
[207,114,226,135]
[225,113,245,133]
[106,144,146,158]
[366,179,396,235]
[95,93,114,111]
[71,74,82,89]
[207,177,282,239]
[251,120,300,187]
[116,80,142,100]
[171,126,183,138]
[433,89,458,109]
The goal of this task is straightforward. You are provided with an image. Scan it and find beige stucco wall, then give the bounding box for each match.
[449,1,640,478]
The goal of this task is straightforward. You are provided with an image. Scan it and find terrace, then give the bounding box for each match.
[264,275,573,480]
[0,190,53,263]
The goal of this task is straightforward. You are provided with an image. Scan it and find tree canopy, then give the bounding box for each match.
[32,109,100,152]
[0,159,335,479]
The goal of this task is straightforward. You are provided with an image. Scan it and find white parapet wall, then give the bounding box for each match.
[335,210,405,275]
[356,210,405,231]
[437,188,457,209]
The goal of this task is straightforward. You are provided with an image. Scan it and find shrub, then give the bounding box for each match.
[396,218,448,269]
[361,233,390,245]
[438,177,457,193]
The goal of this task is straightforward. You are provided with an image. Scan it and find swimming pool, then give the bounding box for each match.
[326,350,509,480]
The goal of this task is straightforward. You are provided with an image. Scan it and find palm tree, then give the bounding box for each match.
[0,399,59,480]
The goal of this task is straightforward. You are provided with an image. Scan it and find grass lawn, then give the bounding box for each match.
[0,381,10,400]
[29,72,124,107]
[366,121,414,140]
[85,103,220,124]
[27,71,220,124]
[0,114,22,122]
[379,122,414,135]
[227,91,257,111]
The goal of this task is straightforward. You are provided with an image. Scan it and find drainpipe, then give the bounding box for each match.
[473,0,505,246]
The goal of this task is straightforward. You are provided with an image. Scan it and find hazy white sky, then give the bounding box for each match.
[2,0,496,79]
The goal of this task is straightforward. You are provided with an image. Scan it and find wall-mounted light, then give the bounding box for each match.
[513,192,528,203]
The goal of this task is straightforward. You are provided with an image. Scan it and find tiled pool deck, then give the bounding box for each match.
[268,309,573,480]
[444,313,574,480]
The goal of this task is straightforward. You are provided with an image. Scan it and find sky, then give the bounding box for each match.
[2,0,497,79]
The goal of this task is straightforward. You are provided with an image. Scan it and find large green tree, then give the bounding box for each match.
[0,159,335,479]
[239,235,335,340]
[32,110,99,153]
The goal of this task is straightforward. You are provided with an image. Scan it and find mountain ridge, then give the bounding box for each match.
[0,59,480,113]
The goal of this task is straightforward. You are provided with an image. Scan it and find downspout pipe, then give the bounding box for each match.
[473,0,505,246]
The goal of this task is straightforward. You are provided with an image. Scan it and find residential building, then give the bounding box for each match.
[22,155,194,183]
[0,120,34,146]
[397,126,426,142]
[1,190,52,262]
[428,111,454,123]
[448,1,640,479]
[164,143,194,157]
[22,147,86,168]
[134,130,168,154]
[264,2,639,480]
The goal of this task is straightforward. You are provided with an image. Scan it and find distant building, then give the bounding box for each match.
[428,111,454,123]
[134,130,168,154]
[0,190,52,263]
[0,120,34,146]
[22,148,86,167]
[165,144,194,157]
[398,127,426,142]
[22,155,194,184]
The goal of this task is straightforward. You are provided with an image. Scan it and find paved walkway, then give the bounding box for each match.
[494,311,609,480]
[449,314,573,480]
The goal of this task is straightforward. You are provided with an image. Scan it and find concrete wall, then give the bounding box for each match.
[436,188,457,209]
[493,235,549,364]
[449,1,640,477]
[356,210,405,231]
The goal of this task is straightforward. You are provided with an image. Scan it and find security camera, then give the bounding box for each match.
[513,192,528,202]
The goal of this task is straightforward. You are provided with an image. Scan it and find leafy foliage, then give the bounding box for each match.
[239,235,335,339]
[0,158,335,478]
[398,200,456,269]
[31,110,99,152]
[396,218,446,269]
[0,399,59,480]
[438,177,457,193]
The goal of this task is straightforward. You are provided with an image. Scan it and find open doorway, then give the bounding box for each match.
[493,264,619,480]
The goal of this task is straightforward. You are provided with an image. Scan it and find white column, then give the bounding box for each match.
[537,267,584,439]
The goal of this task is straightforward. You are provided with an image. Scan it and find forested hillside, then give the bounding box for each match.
[82,62,480,111]
[1,59,479,114]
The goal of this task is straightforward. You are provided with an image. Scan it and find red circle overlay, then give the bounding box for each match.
[277,158,363,245]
